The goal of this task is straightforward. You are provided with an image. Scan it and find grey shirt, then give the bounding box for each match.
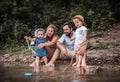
[58,32,75,51]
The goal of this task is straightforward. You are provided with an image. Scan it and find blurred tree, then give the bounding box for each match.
[0,0,118,49]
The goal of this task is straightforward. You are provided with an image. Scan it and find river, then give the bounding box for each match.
[0,62,120,82]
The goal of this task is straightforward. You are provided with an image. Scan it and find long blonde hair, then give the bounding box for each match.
[46,24,57,41]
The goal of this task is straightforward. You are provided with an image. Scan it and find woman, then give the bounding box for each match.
[30,24,59,67]
[38,24,59,59]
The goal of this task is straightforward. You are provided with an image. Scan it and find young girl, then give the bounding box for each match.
[28,24,59,68]
[72,15,88,67]
[25,28,47,68]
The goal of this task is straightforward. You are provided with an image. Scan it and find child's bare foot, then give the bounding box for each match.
[72,62,77,67]
[35,67,39,73]
[45,63,55,67]
[29,63,35,67]
[76,64,81,67]
[75,60,82,67]
[34,66,39,73]
[29,64,34,67]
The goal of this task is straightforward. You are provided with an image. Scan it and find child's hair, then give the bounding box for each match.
[35,28,45,37]
[72,15,85,24]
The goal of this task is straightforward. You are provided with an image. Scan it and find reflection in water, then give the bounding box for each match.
[74,66,86,75]
[0,63,5,82]
[33,65,39,73]
[0,63,120,82]
[32,65,58,82]
[72,67,86,82]
[32,65,55,73]
[41,65,55,72]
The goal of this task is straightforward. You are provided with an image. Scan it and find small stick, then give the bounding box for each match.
[63,53,75,72]
[25,38,35,54]
[62,40,88,72]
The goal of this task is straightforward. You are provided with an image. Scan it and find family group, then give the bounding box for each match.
[24,15,88,73]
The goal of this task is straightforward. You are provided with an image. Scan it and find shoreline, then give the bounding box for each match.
[0,51,119,66]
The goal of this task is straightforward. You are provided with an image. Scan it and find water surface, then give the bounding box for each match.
[0,63,120,82]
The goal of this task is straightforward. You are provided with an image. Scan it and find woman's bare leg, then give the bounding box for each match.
[46,48,60,67]
[45,47,54,59]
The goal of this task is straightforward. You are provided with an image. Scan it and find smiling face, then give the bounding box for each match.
[72,18,83,28]
[63,25,72,36]
[46,27,55,37]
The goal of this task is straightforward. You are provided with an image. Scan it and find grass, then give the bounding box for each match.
[88,41,120,50]
[0,45,31,55]
[88,42,108,50]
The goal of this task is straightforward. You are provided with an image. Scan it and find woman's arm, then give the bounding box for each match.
[44,35,59,46]
[38,35,59,48]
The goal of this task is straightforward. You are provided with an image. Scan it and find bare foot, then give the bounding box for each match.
[75,61,82,67]
[29,63,35,67]
[76,60,82,67]
[76,64,81,67]
[34,66,39,73]
[72,62,77,67]
[35,67,39,73]
[45,63,55,67]
[29,64,34,67]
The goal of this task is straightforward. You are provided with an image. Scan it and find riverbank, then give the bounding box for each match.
[0,50,120,65]
[0,22,120,67]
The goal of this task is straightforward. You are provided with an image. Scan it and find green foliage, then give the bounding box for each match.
[0,18,30,49]
[0,0,119,52]
[69,0,116,31]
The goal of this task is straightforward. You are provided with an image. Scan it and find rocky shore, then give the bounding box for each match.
[0,23,120,70]
[0,50,120,65]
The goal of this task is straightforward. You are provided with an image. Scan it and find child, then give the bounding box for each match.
[72,15,88,67]
[24,28,47,69]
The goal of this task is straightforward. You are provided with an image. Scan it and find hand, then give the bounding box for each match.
[70,37,75,41]
[24,36,28,40]
[76,48,81,55]
[61,48,68,56]
[24,36,32,40]
[38,43,45,48]
[76,49,84,56]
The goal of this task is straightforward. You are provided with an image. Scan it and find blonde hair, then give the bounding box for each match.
[72,15,85,24]
[35,28,45,37]
[46,24,57,34]
[46,24,57,41]
[37,28,45,34]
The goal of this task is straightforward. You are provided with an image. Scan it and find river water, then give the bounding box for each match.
[0,62,120,82]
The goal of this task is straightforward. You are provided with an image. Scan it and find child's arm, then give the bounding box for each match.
[24,36,35,41]
[82,30,88,42]
[70,36,75,41]
[77,30,88,55]
[24,36,28,40]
